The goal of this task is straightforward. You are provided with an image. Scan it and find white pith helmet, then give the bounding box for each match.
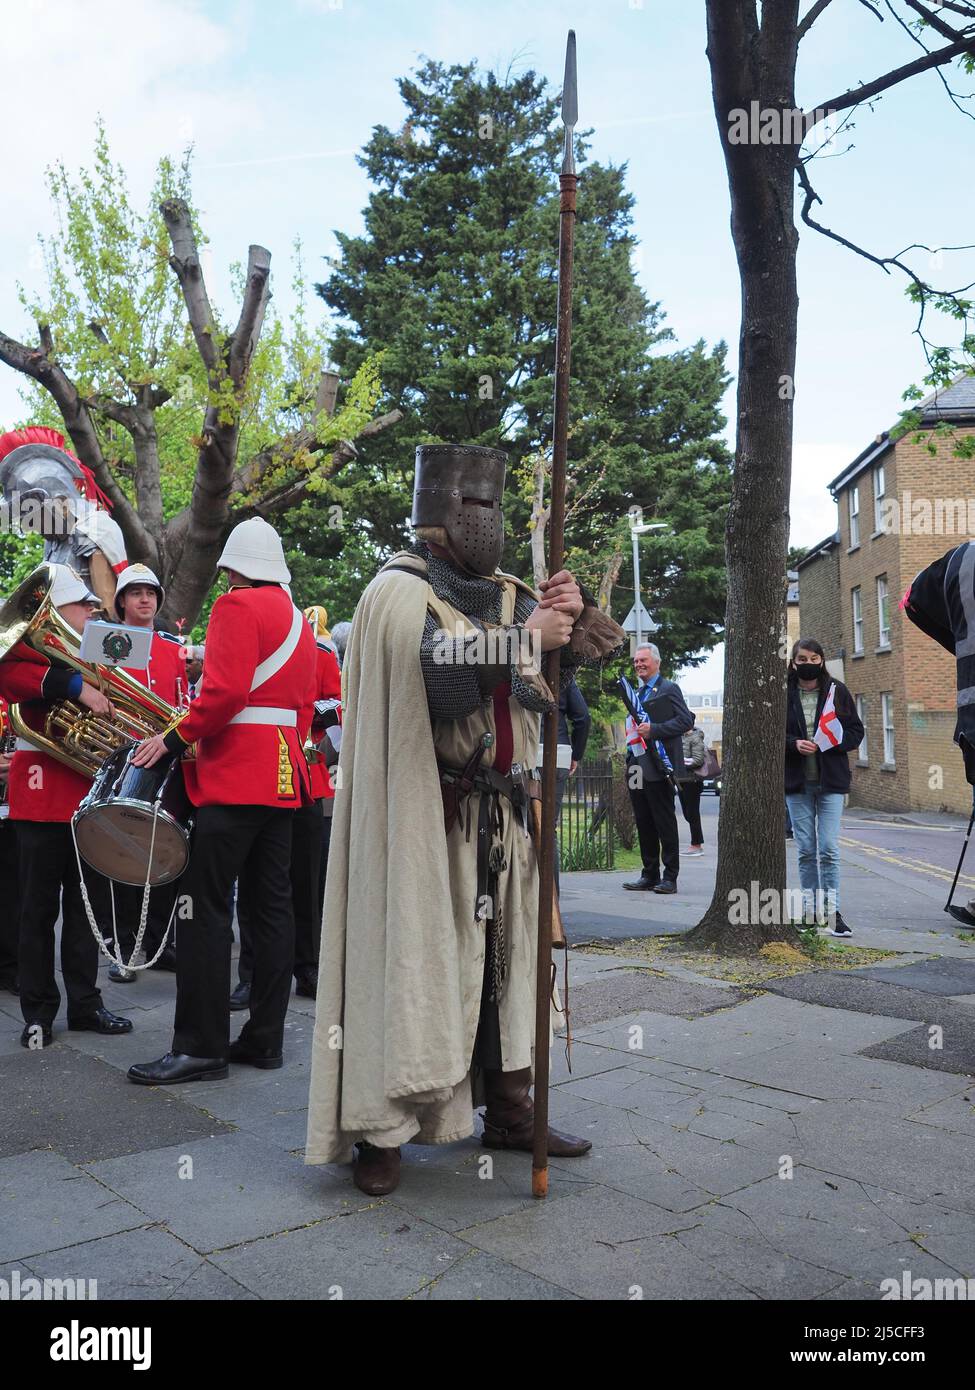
[49,564,99,608]
[217,517,291,584]
[114,563,164,618]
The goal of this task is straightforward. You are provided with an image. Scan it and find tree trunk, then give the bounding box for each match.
[687,1,801,951]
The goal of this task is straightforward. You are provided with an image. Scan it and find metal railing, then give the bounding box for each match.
[557,755,616,871]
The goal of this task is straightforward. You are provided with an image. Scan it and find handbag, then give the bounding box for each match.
[695,748,721,781]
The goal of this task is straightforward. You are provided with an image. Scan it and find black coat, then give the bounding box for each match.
[625,676,695,783]
[785,678,864,795]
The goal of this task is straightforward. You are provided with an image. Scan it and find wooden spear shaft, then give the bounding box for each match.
[532,29,578,1200]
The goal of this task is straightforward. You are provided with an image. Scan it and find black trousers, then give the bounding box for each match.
[317,810,333,918]
[627,765,680,883]
[238,799,324,984]
[676,779,704,844]
[16,822,103,1026]
[0,818,20,981]
[99,876,178,962]
[173,804,295,1058]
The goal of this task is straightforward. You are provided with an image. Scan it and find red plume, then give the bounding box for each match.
[0,424,113,512]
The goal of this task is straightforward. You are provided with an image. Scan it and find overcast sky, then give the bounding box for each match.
[3,0,973,690]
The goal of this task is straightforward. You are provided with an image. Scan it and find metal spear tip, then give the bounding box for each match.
[560,29,578,175]
[561,30,578,127]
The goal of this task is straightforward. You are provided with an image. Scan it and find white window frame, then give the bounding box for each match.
[877,575,890,647]
[849,485,860,548]
[873,464,886,533]
[852,586,863,654]
[855,695,867,764]
[881,692,895,765]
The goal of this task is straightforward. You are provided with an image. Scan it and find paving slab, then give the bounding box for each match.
[408,1247,579,1300]
[0,1151,145,1262]
[768,970,966,1024]
[0,1047,234,1162]
[700,1041,971,1109]
[905,1089,975,1136]
[548,1140,712,1213]
[567,969,751,1026]
[791,1102,975,1212]
[381,1142,593,1233]
[211,1207,473,1300]
[624,1114,787,1197]
[24,1226,245,1301]
[672,1218,851,1299]
[86,1133,371,1254]
[457,1186,753,1300]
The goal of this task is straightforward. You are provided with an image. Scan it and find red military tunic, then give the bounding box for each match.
[125,629,186,709]
[0,651,90,822]
[166,585,317,808]
[306,642,342,801]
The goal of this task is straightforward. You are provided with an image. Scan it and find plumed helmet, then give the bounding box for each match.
[217,517,291,584]
[304,604,331,641]
[114,563,165,619]
[411,443,507,576]
[0,427,114,524]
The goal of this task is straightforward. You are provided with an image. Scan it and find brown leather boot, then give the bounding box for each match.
[482,1067,592,1157]
[353,1142,402,1195]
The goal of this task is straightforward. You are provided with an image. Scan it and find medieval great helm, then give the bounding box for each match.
[411,444,507,576]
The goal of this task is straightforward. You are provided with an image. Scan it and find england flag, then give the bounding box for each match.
[814,683,844,751]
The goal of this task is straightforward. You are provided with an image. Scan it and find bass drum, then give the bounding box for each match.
[73,745,192,886]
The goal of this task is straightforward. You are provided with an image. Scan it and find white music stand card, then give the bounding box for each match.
[80,621,153,670]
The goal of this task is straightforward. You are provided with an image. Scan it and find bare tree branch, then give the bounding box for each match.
[805,33,975,128]
[797,0,835,40]
[159,199,219,375]
[227,244,271,387]
[903,0,975,41]
[231,407,403,506]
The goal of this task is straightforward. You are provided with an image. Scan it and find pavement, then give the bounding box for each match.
[3,795,975,1302]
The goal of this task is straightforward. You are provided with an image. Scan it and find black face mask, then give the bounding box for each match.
[794,663,822,682]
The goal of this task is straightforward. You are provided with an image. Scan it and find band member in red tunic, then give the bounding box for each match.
[231,606,341,1009]
[127,518,317,1085]
[105,563,186,981]
[0,566,133,1047]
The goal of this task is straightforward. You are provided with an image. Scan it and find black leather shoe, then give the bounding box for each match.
[294,969,318,999]
[652,880,677,895]
[67,1007,133,1034]
[624,877,659,892]
[229,981,251,1011]
[228,1038,283,1070]
[20,1022,53,1048]
[128,1052,228,1085]
[149,944,177,972]
[108,961,136,984]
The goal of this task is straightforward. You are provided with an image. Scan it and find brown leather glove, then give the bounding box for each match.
[569,604,626,663]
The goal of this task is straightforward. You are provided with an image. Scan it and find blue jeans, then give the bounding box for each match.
[786,784,844,919]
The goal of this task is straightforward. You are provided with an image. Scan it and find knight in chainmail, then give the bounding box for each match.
[305,443,625,1198]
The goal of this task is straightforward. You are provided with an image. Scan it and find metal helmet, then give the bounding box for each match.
[411,443,507,576]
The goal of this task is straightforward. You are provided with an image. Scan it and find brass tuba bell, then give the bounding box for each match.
[0,563,179,778]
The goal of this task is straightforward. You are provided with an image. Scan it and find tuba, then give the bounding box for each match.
[0,563,178,777]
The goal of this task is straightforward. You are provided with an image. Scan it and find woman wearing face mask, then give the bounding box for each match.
[786,638,864,937]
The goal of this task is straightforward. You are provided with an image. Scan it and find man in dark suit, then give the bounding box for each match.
[623,644,694,894]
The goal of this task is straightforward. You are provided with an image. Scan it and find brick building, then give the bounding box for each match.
[797,375,975,813]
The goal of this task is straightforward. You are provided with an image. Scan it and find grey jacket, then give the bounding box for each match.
[677,726,706,782]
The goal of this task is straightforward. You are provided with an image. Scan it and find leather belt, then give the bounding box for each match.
[229,707,297,727]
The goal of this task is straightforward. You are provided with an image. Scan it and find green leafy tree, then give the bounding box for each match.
[316,59,731,672]
[0,122,400,628]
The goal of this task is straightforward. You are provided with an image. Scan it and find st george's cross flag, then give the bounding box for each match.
[813,683,844,752]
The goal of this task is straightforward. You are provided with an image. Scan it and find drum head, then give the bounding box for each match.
[74,801,190,887]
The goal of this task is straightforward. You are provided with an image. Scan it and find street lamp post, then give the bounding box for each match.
[629,519,667,648]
